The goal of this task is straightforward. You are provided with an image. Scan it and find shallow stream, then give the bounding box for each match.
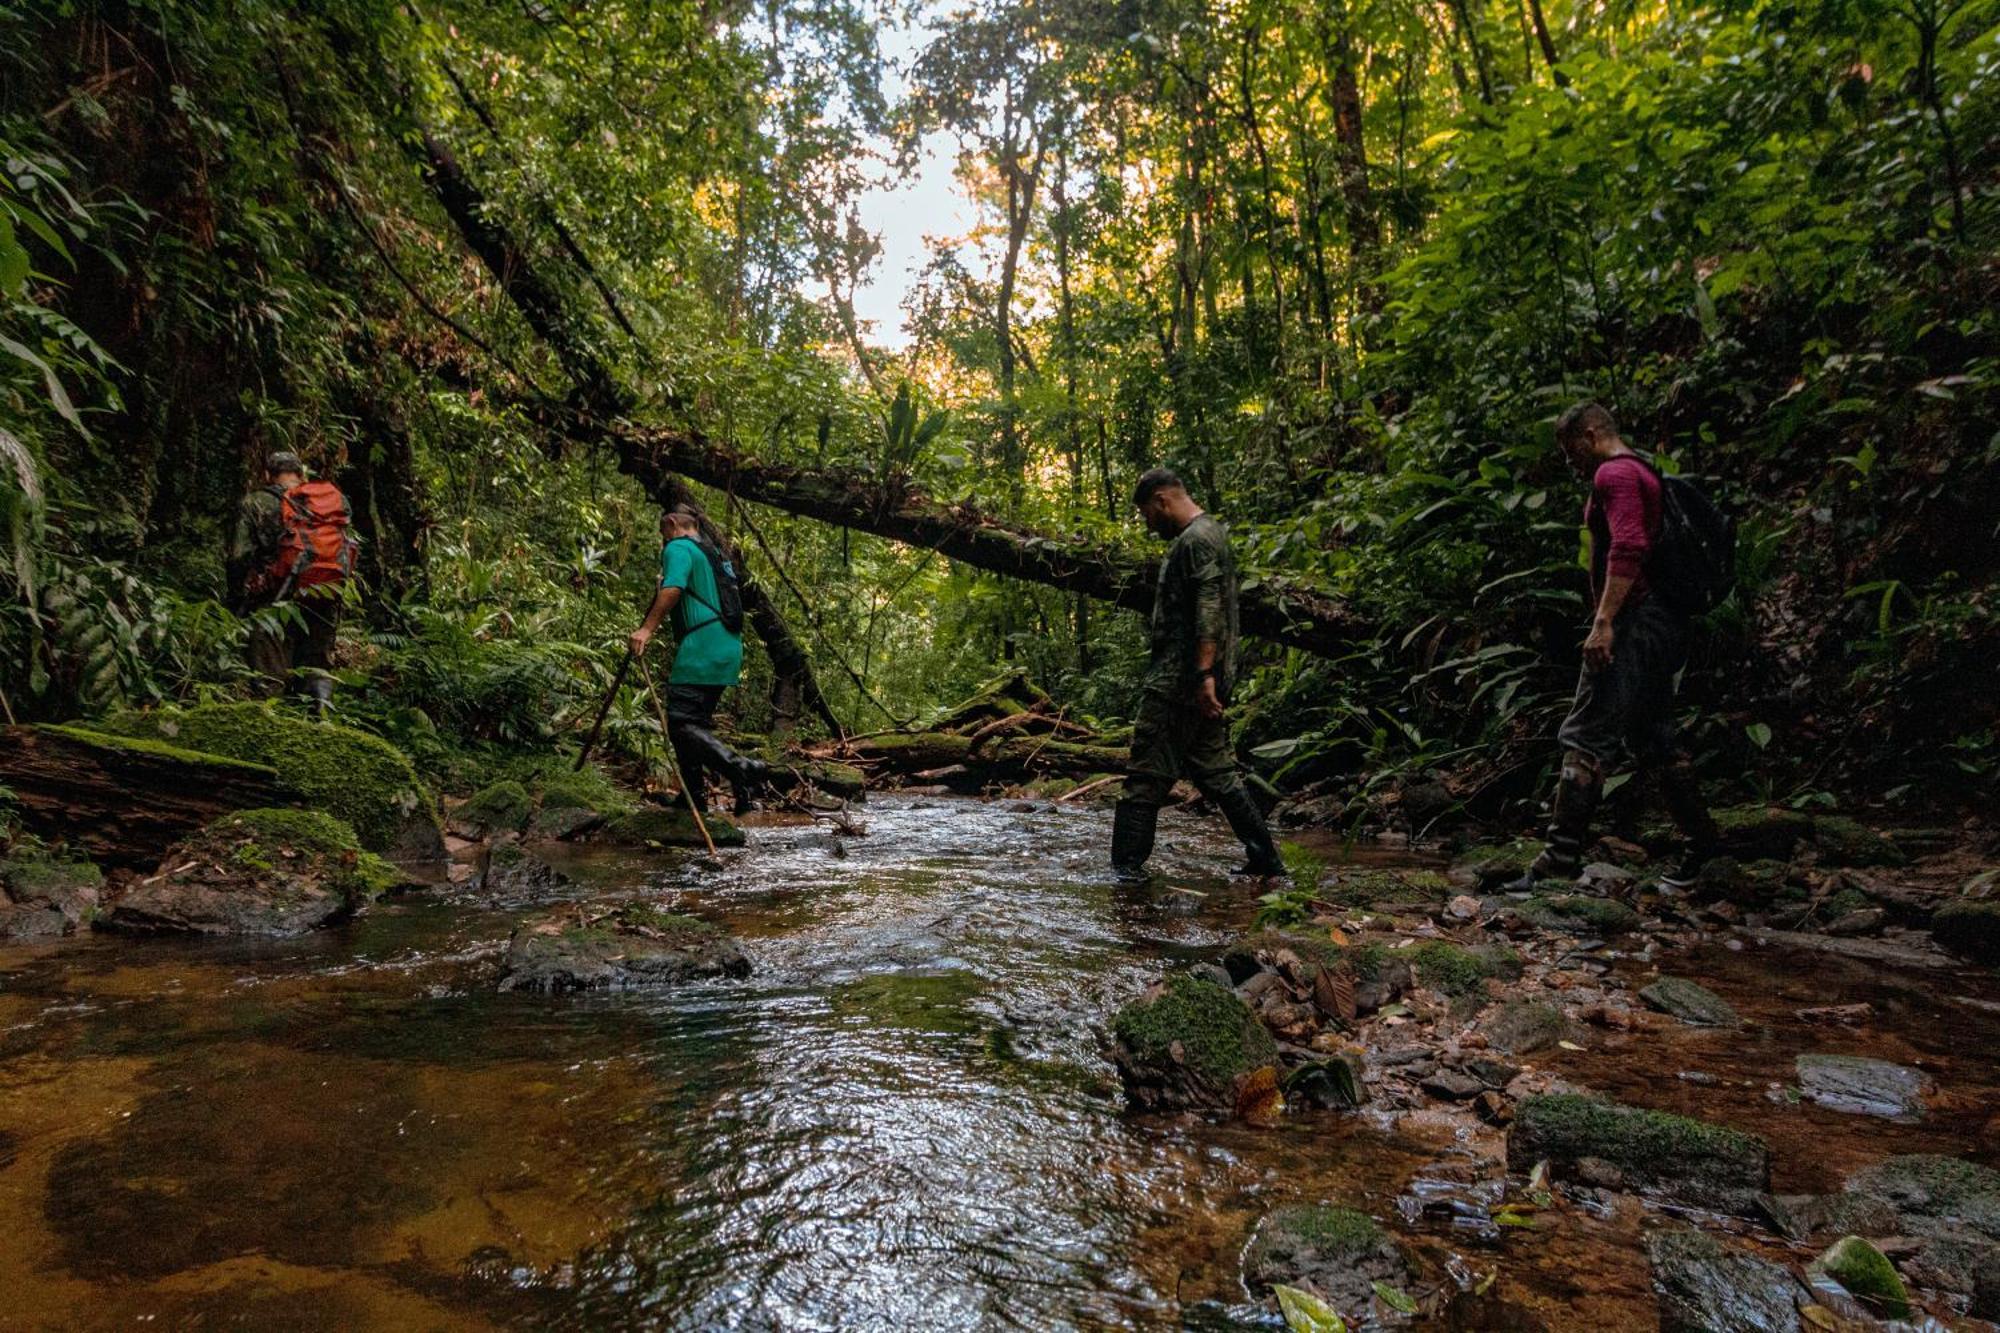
[1,796,1994,1329]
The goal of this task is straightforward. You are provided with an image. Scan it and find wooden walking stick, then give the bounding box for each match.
[574,647,634,771]
[634,652,718,857]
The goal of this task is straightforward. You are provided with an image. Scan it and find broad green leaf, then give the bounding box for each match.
[1274,1285,1346,1333]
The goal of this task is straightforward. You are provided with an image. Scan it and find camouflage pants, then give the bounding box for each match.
[1123,685,1248,807]
[246,595,341,696]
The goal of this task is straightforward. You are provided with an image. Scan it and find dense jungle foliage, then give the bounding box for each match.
[0,0,1993,818]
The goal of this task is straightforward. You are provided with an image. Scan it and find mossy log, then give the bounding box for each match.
[843,730,1127,781]
[0,725,292,868]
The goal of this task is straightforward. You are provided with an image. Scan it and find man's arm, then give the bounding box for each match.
[630,586,683,656]
[1583,461,1652,670]
[1187,538,1229,720]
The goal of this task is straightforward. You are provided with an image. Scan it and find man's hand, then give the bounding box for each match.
[1582,617,1615,672]
[628,627,653,656]
[1195,675,1226,721]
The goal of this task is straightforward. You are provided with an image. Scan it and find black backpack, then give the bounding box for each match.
[681,537,746,636]
[1644,463,1737,616]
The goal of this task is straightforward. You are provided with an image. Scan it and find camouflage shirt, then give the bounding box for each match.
[1146,513,1240,698]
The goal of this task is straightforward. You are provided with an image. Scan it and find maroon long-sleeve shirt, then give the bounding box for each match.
[1586,454,1660,605]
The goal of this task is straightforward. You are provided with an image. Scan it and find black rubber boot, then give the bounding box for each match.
[1657,759,1721,889]
[1110,800,1158,883]
[1211,782,1286,878]
[669,729,712,814]
[1501,751,1602,892]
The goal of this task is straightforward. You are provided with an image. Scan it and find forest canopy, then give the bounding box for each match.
[0,0,1994,814]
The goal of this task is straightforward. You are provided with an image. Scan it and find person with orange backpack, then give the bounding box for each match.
[228,450,356,713]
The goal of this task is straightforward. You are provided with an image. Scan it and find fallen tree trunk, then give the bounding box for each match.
[605,425,1366,658]
[840,731,1128,781]
[0,725,294,868]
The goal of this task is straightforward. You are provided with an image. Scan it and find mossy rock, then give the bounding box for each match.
[1844,1154,2000,1242]
[1931,899,2000,965]
[1516,893,1642,935]
[499,904,750,993]
[599,807,746,849]
[1691,855,1794,903]
[1407,939,1516,996]
[1796,1054,1933,1120]
[1110,972,1277,1111]
[1810,817,1905,868]
[528,766,636,839]
[0,846,103,939]
[454,780,533,836]
[477,842,566,900]
[98,703,441,859]
[1453,838,1544,887]
[1222,929,1409,1013]
[1712,805,1815,859]
[1509,1093,1770,1214]
[1812,1235,1909,1318]
[1241,1205,1414,1316]
[1323,866,1455,907]
[106,808,401,937]
[1477,999,1577,1055]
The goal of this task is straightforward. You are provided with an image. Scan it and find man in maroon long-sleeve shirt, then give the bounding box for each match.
[1507,402,1720,892]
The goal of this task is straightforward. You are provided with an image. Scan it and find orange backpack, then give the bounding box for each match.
[263,480,356,595]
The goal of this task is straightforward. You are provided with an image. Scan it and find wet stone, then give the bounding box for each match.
[497,905,751,993]
[1844,1154,2000,1243]
[1645,1227,1807,1333]
[477,842,567,901]
[1639,977,1742,1028]
[1515,893,1642,936]
[1420,1069,1483,1101]
[1110,972,1277,1112]
[1795,1054,1933,1120]
[1509,1094,1771,1214]
[1241,1204,1415,1318]
[1763,1191,1902,1244]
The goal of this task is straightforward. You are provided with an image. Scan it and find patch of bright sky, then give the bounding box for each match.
[839,6,971,351]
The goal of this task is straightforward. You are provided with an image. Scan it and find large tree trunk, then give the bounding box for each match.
[0,726,293,868]
[593,422,1366,659]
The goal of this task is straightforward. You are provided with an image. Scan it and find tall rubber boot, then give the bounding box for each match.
[679,724,775,812]
[1502,750,1602,892]
[1110,800,1158,883]
[669,727,712,814]
[1658,759,1721,889]
[1210,781,1286,878]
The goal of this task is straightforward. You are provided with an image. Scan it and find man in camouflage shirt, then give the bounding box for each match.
[1112,468,1285,881]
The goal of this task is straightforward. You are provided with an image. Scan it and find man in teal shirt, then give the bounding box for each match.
[629,510,773,813]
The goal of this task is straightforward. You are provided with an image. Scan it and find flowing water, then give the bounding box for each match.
[1,796,1995,1330]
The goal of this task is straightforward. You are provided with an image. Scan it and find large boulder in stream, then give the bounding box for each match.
[105,809,402,936]
[1509,1094,1770,1214]
[96,702,443,860]
[1110,971,1278,1112]
[1639,977,1741,1028]
[498,904,750,993]
[450,780,533,837]
[1645,1228,1810,1333]
[1795,1054,1934,1120]
[0,846,103,939]
[1242,1205,1416,1317]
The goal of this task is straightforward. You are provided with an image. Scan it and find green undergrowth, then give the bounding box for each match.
[205,808,403,899]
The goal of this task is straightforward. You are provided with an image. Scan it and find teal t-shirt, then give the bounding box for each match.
[659,537,745,686]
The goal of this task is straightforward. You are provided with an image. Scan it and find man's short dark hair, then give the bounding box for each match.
[1555,401,1618,445]
[1132,467,1185,507]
